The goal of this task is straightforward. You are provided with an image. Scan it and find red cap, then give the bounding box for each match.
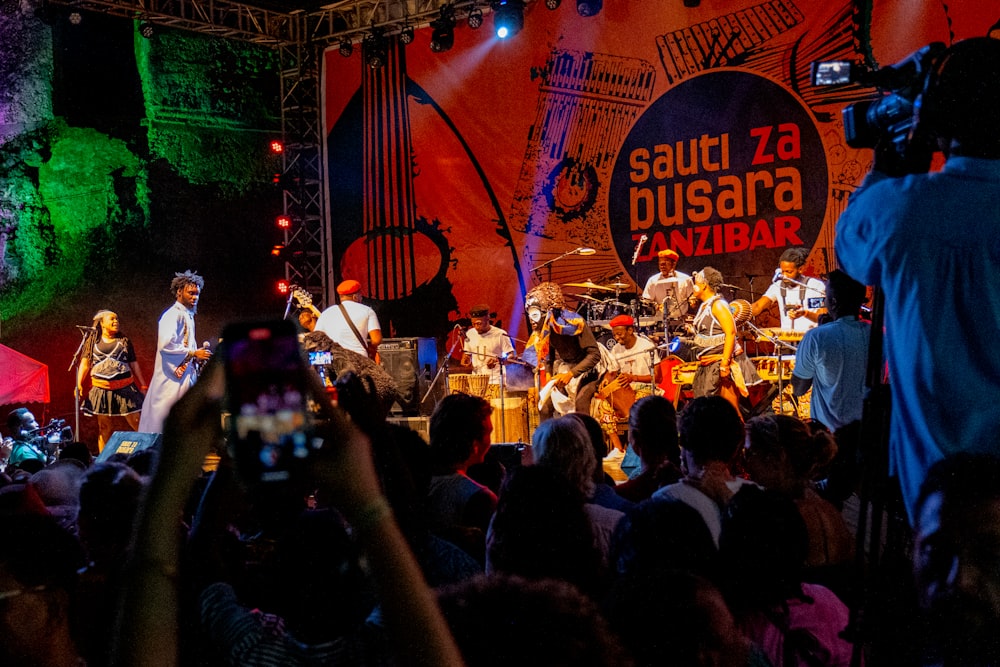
[609,314,635,328]
[657,248,679,260]
[336,279,361,296]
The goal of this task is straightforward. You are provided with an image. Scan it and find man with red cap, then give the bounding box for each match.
[314,279,383,359]
[642,248,694,323]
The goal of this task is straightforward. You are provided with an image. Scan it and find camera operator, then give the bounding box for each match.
[834,36,1000,522]
[5,408,48,471]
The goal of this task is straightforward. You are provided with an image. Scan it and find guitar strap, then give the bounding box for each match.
[339,302,370,354]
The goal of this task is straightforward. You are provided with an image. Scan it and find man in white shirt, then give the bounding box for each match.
[751,247,826,332]
[314,280,383,359]
[642,248,695,322]
[461,304,515,387]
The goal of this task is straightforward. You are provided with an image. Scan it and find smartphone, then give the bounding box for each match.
[810,60,857,86]
[222,320,318,484]
[807,297,826,309]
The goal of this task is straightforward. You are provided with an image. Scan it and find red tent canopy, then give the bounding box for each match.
[0,344,50,405]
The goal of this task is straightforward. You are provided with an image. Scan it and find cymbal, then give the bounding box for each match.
[563,281,613,291]
[603,281,631,290]
[568,293,603,302]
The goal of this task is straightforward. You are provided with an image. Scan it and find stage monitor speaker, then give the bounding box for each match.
[379,337,439,416]
[96,431,162,462]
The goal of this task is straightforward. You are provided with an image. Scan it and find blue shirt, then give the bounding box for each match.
[835,156,1000,520]
[793,316,870,432]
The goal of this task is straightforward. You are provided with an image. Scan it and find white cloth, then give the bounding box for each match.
[762,276,826,331]
[463,326,515,384]
[314,300,381,358]
[137,301,199,434]
[642,270,694,320]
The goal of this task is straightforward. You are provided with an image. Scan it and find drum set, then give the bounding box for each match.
[564,280,662,342]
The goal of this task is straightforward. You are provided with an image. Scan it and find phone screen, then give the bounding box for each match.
[223,321,316,483]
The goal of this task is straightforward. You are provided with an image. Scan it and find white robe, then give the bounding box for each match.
[137,301,199,434]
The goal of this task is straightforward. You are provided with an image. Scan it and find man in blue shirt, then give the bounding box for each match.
[834,37,1000,521]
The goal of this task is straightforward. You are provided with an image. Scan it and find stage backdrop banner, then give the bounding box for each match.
[0,343,50,405]
[324,0,999,341]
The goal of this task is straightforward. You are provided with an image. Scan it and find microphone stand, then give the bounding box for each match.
[422,331,464,406]
[530,247,593,283]
[68,326,94,439]
[745,320,798,415]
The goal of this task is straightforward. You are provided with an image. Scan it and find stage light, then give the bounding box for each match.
[492,0,524,39]
[545,0,561,8]
[363,28,388,69]
[576,0,602,17]
[139,21,155,38]
[277,279,290,295]
[339,39,353,57]
[430,5,456,52]
[69,11,82,25]
[399,24,414,45]
[269,139,285,154]
[276,214,292,229]
[271,244,285,257]
[467,6,484,29]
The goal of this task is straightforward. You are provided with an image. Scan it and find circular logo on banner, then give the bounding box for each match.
[609,70,827,279]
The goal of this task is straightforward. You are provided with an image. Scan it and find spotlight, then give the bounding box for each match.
[277,279,290,295]
[492,0,524,39]
[339,39,353,57]
[139,21,155,38]
[276,214,293,229]
[68,11,82,25]
[363,28,387,69]
[399,24,414,45]
[269,139,285,154]
[545,0,561,8]
[467,6,484,29]
[576,0,602,17]
[430,5,456,52]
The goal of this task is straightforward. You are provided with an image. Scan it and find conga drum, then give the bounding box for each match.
[448,373,469,395]
[467,374,490,397]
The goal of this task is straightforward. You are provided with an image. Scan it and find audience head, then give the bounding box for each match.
[429,393,494,471]
[532,414,597,498]
[742,414,837,496]
[825,269,867,319]
[718,485,809,612]
[913,452,1000,665]
[610,498,717,580]
[565,413,610,482]
[29,464,83,533]
[76,462,145,567]
[628,395,679,466]
[6,408,36,438]
[677,396,744,469]
[438,573,628,667]
[58,442,93,469]
[487,465,602,595]
[0,513,87,667]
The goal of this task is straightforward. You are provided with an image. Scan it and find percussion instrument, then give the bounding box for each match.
[756,328,805,343]
[466,374,490,397]
[448,373,470,395]
[604,281,630,290]
[563,280,613,291]
[729,299,753,327]
[671,361,699,386]
[491,393,532,443]
[753,356,796,382]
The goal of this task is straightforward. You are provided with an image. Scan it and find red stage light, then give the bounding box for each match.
[277,279,290,294]
[269,140,285,154]
[276,214,292,229]
[271,244,284,256]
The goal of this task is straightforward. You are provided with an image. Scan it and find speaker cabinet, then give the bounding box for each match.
[96,431,162,462]
[378,338,439,416]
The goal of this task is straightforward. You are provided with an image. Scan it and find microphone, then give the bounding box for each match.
[772,268,783,283]
[631,234,648,266]
[454,323,467,340]
[76,325,97,332]
[574,247,597,256]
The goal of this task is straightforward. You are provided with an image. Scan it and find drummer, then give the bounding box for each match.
[460,304,515,391]
[642,248,695,322]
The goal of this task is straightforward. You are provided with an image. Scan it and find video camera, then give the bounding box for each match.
[811,43,945,168]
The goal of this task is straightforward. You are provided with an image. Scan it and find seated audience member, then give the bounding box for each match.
[615,395,683,503]
[111,359,464,667]
[606,569,768,667]
[567,412,635,513]
[912,453,1000,667]
[609,497,718,582]
[425,392,498,562]
[742,414,854,581]
[719,486,855,667]
[650,396,752,545]
[0,513,88,667]
[486,464,605,598]
[532,415,625,563]
[438,573,629,667]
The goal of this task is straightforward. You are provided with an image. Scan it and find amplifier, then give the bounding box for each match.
[378,337,439,416]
